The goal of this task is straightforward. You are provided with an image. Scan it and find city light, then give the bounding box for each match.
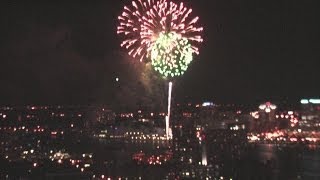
[301,98,320,104]
[309,99,320,104]
[202,102,214,107]
[1,101,320,179]
[259,102,277,113]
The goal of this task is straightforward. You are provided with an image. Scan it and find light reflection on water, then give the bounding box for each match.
[90,138,320,179]
[91,139,171,179]
[256,144,277,164]
[253,144,320,180]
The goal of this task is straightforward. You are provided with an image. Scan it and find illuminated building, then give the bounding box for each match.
[300,99,320,130]
[96,108,116,125]
[171,104,201,166]
[249,102,278,132]
[198,102,218,129]
[259,102,277,121]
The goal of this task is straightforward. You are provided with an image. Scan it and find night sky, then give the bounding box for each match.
[0,1,319,107]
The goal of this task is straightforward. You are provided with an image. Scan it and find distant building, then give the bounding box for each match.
[96,108,116,125]
[198,102,249,131]
[198,102,217,129]
[299,99,320,131]
[250,102,278,132]
[258,102,277,122]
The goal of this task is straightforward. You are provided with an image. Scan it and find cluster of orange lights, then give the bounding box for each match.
[51,131,64,136]
[119,112,167,118]
[248,130,320,143]
[132,151,173,165]
[51,153,92,174]
[276,111,299,127]
[0,126,44,133]
[92,175,124,180]
[119,113,134,118]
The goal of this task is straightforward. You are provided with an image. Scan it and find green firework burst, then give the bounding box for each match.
[151,32,193,78]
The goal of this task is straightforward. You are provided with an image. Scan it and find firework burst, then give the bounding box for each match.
[117,0,203,62]
[151,32,193,78]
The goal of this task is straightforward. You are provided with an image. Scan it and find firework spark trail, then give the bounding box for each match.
[166,81,173,139]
